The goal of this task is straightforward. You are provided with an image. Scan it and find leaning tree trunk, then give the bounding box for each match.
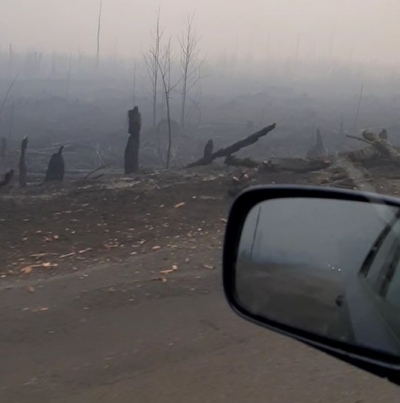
[125,106,142,174]
[19,136,28,187]
[187,123,277,168]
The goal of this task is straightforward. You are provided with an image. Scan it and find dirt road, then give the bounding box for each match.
[1,168,399,402]
[0,244,398,403]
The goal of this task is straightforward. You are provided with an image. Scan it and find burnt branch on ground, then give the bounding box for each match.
[187,123,277,168]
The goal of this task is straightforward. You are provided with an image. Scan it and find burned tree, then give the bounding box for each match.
[45,146,65,182]
[307,129,327,160]
[19,136,28,187]
[0,170,13,189]
[124,106,142,174]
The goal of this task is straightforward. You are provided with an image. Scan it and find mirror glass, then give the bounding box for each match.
[236,197,400,356]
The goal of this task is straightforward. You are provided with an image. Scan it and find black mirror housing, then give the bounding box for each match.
[223,185,400,384]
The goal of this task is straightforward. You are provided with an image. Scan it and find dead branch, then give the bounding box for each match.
[187,123,276,168]
[0,74,18,122]
[345,134,373,145]
[84,164,111,180]
[92,173,105,181]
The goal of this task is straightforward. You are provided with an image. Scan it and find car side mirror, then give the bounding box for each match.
[223,185,400,383]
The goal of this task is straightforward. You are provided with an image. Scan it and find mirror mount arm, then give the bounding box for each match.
[310,342,400,385]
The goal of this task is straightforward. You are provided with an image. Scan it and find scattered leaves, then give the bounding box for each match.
[27,286,35,293]
[220,218,227,223]
[21,266,33,274]
[174,202,185,209]
[152,246,161,251]
[203,264,215,270]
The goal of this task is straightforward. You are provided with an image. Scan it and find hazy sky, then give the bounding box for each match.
[1,0,400,63]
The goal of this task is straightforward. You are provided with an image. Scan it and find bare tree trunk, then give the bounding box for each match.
[132,60,137,106]
[0,137,7,159]
[125,106,142,174]
[144,10,163,127]
[156,38,179,169]
[9,102,15,138]
[66,54,72,100]
[166,101,172,169]
[19,136,28,188]
[96,1,103,70]
[179,14,202,131]
[0,74,18,123]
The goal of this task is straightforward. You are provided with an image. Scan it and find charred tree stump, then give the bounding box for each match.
[307,129,328,160]
[125,106,142,174]
[203,139,214,160]
[45,146,65,182]
[187,123,276,168]
[0,137,7,159]
[19,136,28,187]
[0,169,14,188]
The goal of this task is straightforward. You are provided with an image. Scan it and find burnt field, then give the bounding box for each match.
[2,58,400,283]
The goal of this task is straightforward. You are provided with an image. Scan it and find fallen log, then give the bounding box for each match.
[224,155,260,168]
[224,154,330,173]
[187,123,276,168]
[346,130,400,164]
[268,157,330,173]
